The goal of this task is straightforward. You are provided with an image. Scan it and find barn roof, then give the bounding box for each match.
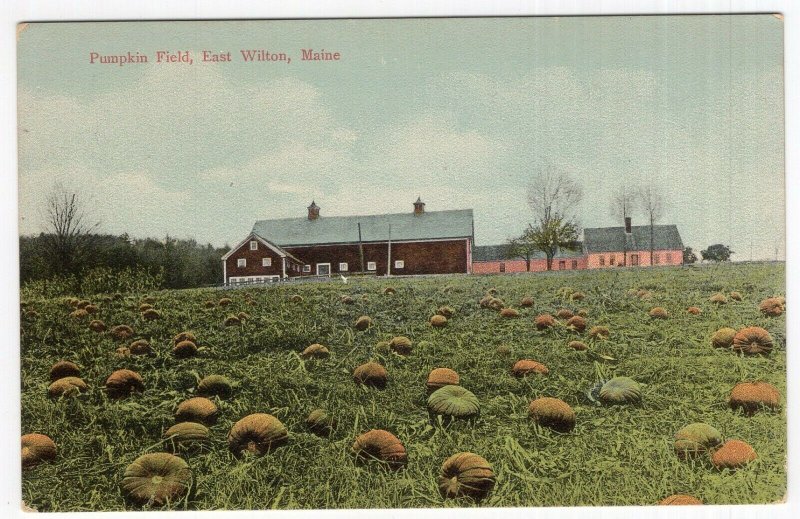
[583,225,683,253]
[473,243,584,262]
[252,209,474,247]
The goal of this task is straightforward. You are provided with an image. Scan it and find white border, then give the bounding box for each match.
[1,2,796,519]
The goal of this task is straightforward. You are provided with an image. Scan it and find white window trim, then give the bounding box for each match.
[237,258,246,267]
[302,265,311,273]
[316,263,332,276]
[367,261,377,271]
[394,260,404,269]
[339,262,348,272]
[262,257,272,267]
[249,240,258,250]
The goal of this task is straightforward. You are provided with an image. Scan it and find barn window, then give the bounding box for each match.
[250,240,258,250]
[339,262,349,272]
[237,258,246,268]
[609,255,615,266]
[394,260,404,269]
[599,256,605,266]
[302,265,311,273]
[654,253,660,265]
[572,260,578,269]
[367,261,377,271]
[559,260,566,270]
[262,257,272,267]
[499,262,505,273]
[666,252,673,263]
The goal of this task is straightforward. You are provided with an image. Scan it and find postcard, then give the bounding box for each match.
[17,15,785,511]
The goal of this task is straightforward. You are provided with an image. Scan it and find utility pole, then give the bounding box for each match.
[387,224,392,277]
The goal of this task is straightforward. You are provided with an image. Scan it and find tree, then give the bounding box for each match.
[41,184,100,276]
[683,247,698,264]
[637,182,665,266]
[701,244,734,262]
[609,183,636,266]
[525,163,583,270]
[506,229,539,271]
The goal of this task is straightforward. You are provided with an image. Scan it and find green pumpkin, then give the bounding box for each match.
[427,385,480,419]
[674,423,723,459]
[306,409,337,436]
[121,453,192,506]
[599,377,642,405]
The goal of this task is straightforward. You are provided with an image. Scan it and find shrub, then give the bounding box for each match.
[534,314,555,330]
[105,369,144,398]
[511,360,549,377]
[301,344,330,359]
[711,440,757,469]
[588,326,610,340]
[528,397,576,432]
[430,315,448,327]
[121,453,192,506]
[598,377,642,405]
[49,360,80,382]
[500,308,520,318]
[163,422,210,450]
[306,409,337,436]
[21,433,57,469]
[556,308,574,320]
[427,368,459,391]
[732,326,773,355]
[47,377,88,398]
[687,306,702,315]
[759,297,784,317]
[438,452,496,500]
[729,382,780,415]
[173,340,198,358]
[566,316,586,332]
[568,340,588,351]
[711,327,737,348]
[197,375,233,398]
[227,413,288,457]
[659,495,703,505]
[352,429,406,468]
[224,315,241,327]
[355,316,372,331]
[141,309,161,321]
[88,320,106,332]
[427,385,480,419]
[129,339,152,356]
[437,306,455,318]
[388,336,413,355]
[353,362,388,389]
[520,297,534,307]
[649,307,669,319]
[110,325,134,341]
[175,397,218,425]
[673,423,722,460]
[709,293,727,305]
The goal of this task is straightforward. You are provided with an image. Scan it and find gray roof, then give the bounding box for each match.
[473,243,584,262]
[583,225,683,253]
[252,209,474,247]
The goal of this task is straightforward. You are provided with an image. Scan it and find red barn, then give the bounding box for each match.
[222,199,475,284]
[472,244,587,273]
[583,218,683,268]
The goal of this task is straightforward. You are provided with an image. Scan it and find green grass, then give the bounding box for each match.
[20,263,786,510]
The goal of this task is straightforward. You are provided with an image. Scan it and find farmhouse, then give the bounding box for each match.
[223,198,474,284]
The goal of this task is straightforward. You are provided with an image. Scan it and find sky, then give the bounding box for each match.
[17,15,785,259]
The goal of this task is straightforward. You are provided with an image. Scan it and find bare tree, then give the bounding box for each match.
[609,183,636,266]
[42,183,100,276]
[525,162,583,270]
[637,182,665,266]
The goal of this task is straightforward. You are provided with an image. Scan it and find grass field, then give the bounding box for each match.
[20,263,786,511]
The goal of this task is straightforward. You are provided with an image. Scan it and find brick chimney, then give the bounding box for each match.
[413,196,425,215]
[307,201,320,220]
[624,216,632,234]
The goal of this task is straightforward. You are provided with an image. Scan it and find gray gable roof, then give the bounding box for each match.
[583,225,683,253]
[252,209,473,247]
[473,243,584,261]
